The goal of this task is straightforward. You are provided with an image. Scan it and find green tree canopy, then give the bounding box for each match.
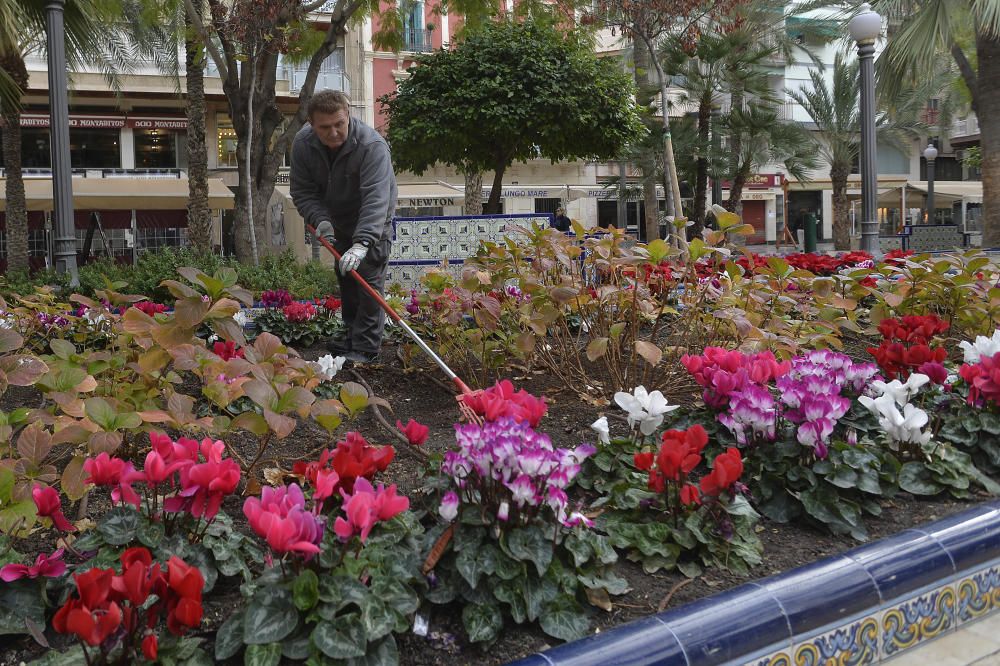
[380,17,645,213]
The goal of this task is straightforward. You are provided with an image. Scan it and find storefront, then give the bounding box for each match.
[127,117,188,169]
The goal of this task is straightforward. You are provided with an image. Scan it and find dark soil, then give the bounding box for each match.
[0,340,980,666]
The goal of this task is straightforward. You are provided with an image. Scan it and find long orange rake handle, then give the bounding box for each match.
[306,224,478,398]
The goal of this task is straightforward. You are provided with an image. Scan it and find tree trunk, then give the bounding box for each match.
[485,152,506,214]
[185,10,212,253]
[977,30,1000,248]
[463,168,483,215]
[638,33,683,225]
[691,92,711,238]
[725,80,744,218]
[727,170,746,219]
[1,54,29,272]
[633,33,660,242]
[830,164,850,251]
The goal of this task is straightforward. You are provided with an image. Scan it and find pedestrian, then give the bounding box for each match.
[551,206,572,232]
[290,90,398,364]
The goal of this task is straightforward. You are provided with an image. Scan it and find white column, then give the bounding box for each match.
[822,190,834,240]
[765,198,776,242]
[439,2,449,45]
[120,127,135,169]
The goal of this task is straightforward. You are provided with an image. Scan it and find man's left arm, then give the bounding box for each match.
[353,143,395,246]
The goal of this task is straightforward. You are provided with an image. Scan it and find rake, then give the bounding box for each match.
[306,224,483,425]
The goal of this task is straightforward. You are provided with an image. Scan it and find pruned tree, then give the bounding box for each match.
[380,17,645,214]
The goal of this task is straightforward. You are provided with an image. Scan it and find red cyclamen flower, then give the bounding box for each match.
[32,485,76,532]
[396,419,429,446]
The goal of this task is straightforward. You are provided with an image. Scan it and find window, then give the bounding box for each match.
[134,129,184,168]
[396,205,443,217]
[138,226,188,253]
[69,129,120,168]
[217,116,238,168]
[534,198,562,214]
[20,129,51,168]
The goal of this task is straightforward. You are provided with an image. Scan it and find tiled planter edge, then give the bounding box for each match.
[506,501,1000,666]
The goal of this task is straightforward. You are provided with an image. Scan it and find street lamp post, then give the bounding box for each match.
[45,0,78,285]
[849,3,882,256]
[924,142,938,225]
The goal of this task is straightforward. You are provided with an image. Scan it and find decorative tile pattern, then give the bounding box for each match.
[881,584,956,658]
[792,615,880,666]
[956,565,1000,625]
[386,214,551,289]
[744,650,792,666]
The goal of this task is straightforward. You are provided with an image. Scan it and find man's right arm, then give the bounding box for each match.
[290,136,329,229]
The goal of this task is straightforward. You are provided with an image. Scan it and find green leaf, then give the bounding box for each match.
[97,507,140,546]
[0,579,45,635]
[84,397,117,431]
[456,543,498,588]
[138,519,165,548]
[361,597,397,641]
[462,602,502,644]
[23,645,87,665]
[215,613,246,660]
[504,526,552,576]
[898,462,944,495]
[340,382,369,416]
[523,573,559,622]
[346,635,399,666]
[292,570,319,611]
[243,588,298,645]
[49,338,76,360]
[312,614,367,659]
[539,598,589,641]
[243,643,281,666]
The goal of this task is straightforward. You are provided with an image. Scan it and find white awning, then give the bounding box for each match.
[905,180,982,203]
[0,177,235,211]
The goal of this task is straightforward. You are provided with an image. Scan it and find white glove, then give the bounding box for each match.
[315,220,335,243]
[339,242,368,275]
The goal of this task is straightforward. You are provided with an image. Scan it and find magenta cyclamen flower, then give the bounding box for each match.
[0,549,66,582]
[718,385,777,446]
[243,484,325,558]
[443,417,594,527]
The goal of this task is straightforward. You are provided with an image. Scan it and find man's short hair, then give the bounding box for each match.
[308,90,351,119]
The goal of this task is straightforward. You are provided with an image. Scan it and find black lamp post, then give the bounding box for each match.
[45,0,78,285]
[849,3,882,256]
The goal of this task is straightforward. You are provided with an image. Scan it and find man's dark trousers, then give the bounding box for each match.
[334,236,390,356]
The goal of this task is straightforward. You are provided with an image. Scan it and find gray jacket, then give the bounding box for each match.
[290,117,397,246]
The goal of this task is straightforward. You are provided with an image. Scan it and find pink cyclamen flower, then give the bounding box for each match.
[0,549,66,582]
[396,419,430,446]
[334,478,409,543]
[243,485,324,558]
[32,485,75,532]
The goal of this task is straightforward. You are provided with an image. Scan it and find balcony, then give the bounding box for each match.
[403,28,435,53]
[285,66,350,95]
[952,115,980,139]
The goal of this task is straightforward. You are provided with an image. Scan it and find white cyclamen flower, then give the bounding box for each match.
[590,416,610,445]
[233,310,249,327]
[959,329,1000,364]
[315,354,346,381]
[613,385,678,436]
[870,373,929,406]
[859,393,932,446]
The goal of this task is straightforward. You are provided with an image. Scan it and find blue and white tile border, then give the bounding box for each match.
[507,502,1000,666]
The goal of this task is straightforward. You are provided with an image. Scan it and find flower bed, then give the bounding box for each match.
[1,222,999,664]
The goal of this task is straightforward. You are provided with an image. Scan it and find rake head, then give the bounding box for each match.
[456,392,485,426]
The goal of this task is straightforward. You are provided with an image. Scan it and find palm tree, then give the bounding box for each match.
[875,0,1000,247]
[790,53,932,250]
[1,0,138,271]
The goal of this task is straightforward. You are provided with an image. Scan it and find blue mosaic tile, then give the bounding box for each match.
[662,584,791,666]
[743,649,792,666]
[540,617,687,666]
[846,529,955,603]
[880,583,956,658]
[763,554,880,638]
[790,613,880,666]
